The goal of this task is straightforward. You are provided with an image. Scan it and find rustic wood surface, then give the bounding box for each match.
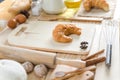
[0,0,120,80]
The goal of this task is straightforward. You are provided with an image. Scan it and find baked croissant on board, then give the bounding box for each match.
[83,0,109,12]
[53,24,81,43]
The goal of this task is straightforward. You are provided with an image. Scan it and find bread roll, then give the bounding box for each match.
[8,0,31,14]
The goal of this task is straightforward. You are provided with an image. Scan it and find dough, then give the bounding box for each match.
[0,59,27,80]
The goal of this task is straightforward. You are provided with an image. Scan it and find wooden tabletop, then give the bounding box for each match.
[0,0,120,80]
[92,0,120,79]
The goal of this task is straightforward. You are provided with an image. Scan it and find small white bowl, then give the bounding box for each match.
[43,7,67,14]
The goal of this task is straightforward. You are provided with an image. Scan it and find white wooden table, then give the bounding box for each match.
[94,0,120,79]
[0,0,120,80]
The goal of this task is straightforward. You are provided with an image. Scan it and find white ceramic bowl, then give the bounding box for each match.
[43,7,66,14]
[0,59,27,80]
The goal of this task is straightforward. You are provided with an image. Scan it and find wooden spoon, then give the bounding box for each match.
[54,65,96,78]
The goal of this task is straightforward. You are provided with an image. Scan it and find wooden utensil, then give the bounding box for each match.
[0,45,106,68]
[54,65,96,78]
[82,49,105,61]
[56,56,106,68]
[0,45,56,68]
[54,71,94,80]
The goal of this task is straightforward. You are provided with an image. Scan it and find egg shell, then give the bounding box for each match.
[7,19,17,29]
[34,64,48,77]
[15,14,27,24]
[22,61,34,73]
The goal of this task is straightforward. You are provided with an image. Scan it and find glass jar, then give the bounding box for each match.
[31,0,42,16]
[64,0,82,8]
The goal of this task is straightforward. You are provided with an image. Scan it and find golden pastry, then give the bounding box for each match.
[83,0,109,11]
[53,24,81,43]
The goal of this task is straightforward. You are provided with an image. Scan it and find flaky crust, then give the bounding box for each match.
[83,0,109,12]
[53,24,81,43]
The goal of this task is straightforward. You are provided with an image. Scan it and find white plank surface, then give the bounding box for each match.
[94,22,120,80]
[94,0,120,79]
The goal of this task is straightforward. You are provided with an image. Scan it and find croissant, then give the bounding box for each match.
[53,24,81,43]
[83,0,109,12]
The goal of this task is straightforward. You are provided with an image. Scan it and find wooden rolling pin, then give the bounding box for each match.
[0,45,106,68]
[0,45,56,68]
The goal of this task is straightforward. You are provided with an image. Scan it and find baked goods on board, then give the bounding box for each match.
[83,0,109,12]
[53,24,82,43]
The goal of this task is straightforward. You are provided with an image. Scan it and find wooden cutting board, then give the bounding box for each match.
[7,21,97,55]
[75,0,116,19]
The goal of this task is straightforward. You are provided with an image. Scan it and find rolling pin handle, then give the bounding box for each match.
[56,58,86,68]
